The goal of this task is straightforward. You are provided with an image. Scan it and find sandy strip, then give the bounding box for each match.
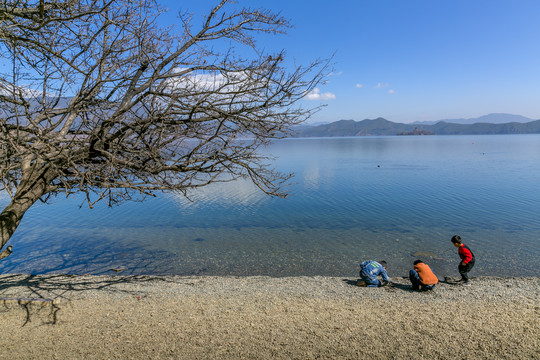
[0,274,538,359]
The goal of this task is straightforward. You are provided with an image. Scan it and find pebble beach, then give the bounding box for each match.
[0,274,538,359]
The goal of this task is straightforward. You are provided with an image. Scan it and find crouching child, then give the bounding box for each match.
[358,260,389,287]
[409,259,438,291]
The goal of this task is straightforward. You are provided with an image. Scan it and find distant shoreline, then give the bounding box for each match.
[1,274,538,359]
[292,118,540,137]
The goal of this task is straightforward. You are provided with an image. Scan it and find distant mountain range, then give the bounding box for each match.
[292,114,540,137]
[411,113,535,125]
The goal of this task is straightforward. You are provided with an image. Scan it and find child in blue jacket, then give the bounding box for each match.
[358,260,389,287]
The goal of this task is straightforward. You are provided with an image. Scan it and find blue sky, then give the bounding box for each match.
[163,1,540,124]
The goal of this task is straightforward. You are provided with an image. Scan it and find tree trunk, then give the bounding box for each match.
[0,196,39,259]
[0,162,54,259]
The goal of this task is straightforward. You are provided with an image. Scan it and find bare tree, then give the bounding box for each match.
[0,0,328,259]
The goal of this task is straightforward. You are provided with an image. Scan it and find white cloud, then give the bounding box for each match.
[374,82,389,88]
[168,68,227,91]
[0,84,44,98]
[355,84,363,88]
[388,89,395,94]
[305,88,336,101]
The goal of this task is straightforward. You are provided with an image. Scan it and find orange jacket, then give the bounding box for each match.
[413,262,438,285]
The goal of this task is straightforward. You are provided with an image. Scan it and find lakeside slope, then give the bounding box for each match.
[0,274,538,359]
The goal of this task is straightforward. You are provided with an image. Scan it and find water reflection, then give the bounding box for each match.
[169,178,267,208]
[1,135,539,277]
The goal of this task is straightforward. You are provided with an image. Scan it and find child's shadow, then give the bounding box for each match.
[342,279,416,292]
[343,279,359,286]
[386,282,415,292]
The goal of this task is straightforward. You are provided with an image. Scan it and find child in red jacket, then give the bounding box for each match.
[451,235,475,286]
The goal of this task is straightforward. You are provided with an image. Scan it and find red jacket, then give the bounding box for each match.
[458,244,475,264]
[413,262,438,285]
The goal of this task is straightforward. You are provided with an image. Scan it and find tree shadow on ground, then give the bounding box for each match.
[0,274,184,326]
[0,273,180,300]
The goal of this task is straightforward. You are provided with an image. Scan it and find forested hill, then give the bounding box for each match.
[291,118,540,137]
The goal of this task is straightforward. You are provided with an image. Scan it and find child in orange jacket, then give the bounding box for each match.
[409,259,438,291]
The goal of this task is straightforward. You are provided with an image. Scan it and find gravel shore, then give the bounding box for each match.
[0,274,538,359]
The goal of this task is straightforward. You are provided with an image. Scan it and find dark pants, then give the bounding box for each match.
[458,259,475,281]
[409,270,436,291]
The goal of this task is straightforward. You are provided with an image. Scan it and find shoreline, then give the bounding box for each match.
[1,274,538,359]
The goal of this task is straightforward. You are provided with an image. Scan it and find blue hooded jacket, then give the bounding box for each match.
[360,260,389,283]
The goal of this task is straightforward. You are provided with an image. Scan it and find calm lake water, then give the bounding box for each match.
[1,135,539,278]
